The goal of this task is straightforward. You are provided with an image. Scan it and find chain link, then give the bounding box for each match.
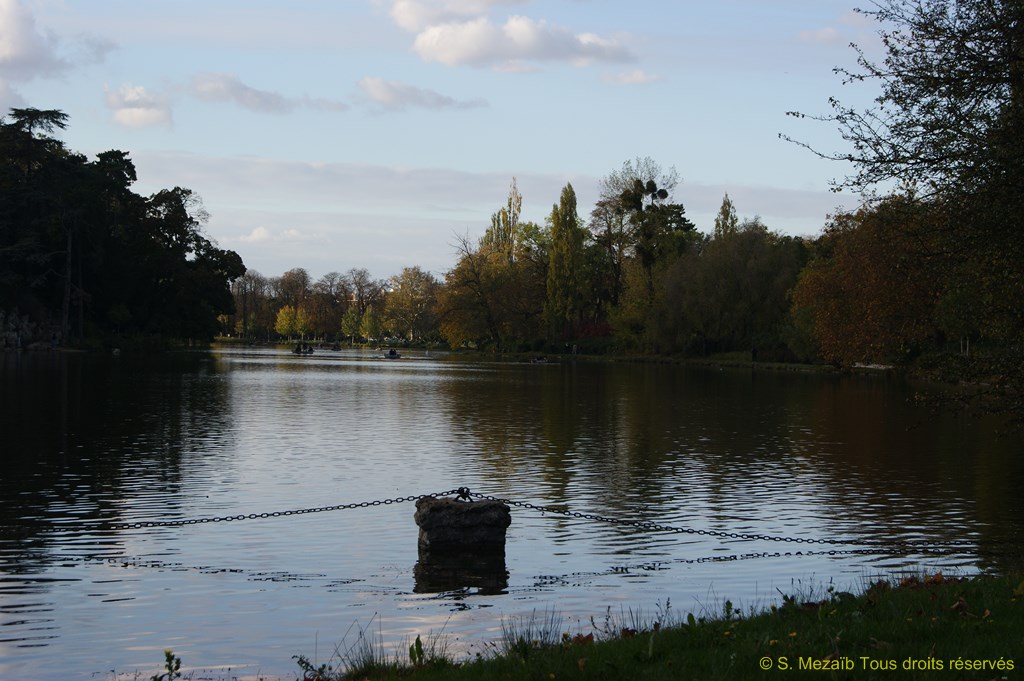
[36,489,462,533]
[28,486,982,553]
[464,490,980,551]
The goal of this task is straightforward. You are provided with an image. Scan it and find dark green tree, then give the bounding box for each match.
[0,108,245,345]
[545,183,586,339]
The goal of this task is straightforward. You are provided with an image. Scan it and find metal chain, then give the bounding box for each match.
[27,486,983,553]
[463,489,981,551]
[36,489,462,533]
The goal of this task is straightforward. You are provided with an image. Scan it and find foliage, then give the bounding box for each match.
[480,177,522,261]
[385,266,440,341]
[544,183,586,340]
[360,305,383,341]
[150,649,181,681]
[0,107,244,345]
[660,218,808,357]
[340,305,362,343]
[274,304,311,340]
[712,193,739,239]
[785,0,1024,423]
[437,205,548,351]
[791,198,942,366]
[293,653,334,681]
[783,0,1024,199]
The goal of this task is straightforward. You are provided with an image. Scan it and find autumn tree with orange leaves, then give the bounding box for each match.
[791,198,943,366]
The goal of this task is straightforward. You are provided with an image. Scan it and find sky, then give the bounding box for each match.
[1,0,882,281]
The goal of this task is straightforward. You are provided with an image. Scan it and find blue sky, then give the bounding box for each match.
[2,0,880,280]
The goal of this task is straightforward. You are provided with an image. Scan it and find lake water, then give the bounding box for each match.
[1,346,1022,680]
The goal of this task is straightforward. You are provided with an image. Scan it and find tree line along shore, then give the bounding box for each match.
[4,1,1024,426]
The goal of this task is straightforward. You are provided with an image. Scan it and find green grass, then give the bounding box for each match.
[146,572,1023,680]
[294,572,1023,680]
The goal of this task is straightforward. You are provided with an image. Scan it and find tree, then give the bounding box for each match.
[713,193,739,239]
[785,0,1024,425]
[602,158,695,302]
[340,305,361,344]
[481,177,522,261]
[436,233,505,348]
[783,0,1024,199]
[359,305,383,342]
[279,267,311,310]
[307,271,347,340]
[588,197,630,306]
[133,187,244,340]
[595,158,696,350]
[385,266,440,341]
[662,219,807,357]
[231,270,272,339]
[545,183,586,339]
[2,107,245,346]
[345,267,382,317]
[791,198,942,366]
[275,304,298,339]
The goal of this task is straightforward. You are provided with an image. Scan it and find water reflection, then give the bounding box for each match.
[1,348,1022,680]
[413,547,508,595]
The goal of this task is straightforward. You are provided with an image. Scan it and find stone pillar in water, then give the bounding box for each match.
[413,495,511,549]
[412,494,511,594]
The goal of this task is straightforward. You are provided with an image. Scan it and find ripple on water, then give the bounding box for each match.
[0,349,1020,680]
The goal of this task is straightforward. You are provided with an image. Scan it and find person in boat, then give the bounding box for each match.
[388,348,398,357]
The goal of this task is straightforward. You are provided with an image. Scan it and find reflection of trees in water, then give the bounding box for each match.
[436,361,1024,569]
[0,352,234,567]
[802,375,1024,570]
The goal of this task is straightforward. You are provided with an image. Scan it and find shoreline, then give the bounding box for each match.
[131,570,1022,680]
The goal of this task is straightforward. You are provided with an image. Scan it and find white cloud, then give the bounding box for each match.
[389,0,527,32]
[128,150,856,278]
[239,227,271,243]
[358,76,486,111]
[0,0,113,107]
[0,0,68,80]
[413,14,632,68]
[0,77,25,110]
[104,73,351,125]
[798,26,841,45]
[191,72,294,114]
[601,69,659,85]
[190,72,349,114]
[104,84,172,128]
[306,96,350,113]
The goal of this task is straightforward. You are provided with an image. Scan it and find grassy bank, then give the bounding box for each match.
[235,571,1022,681]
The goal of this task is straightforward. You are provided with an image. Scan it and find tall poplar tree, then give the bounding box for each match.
[713,193,739,239]
[481,177,522,261]
[546,183,586,339]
